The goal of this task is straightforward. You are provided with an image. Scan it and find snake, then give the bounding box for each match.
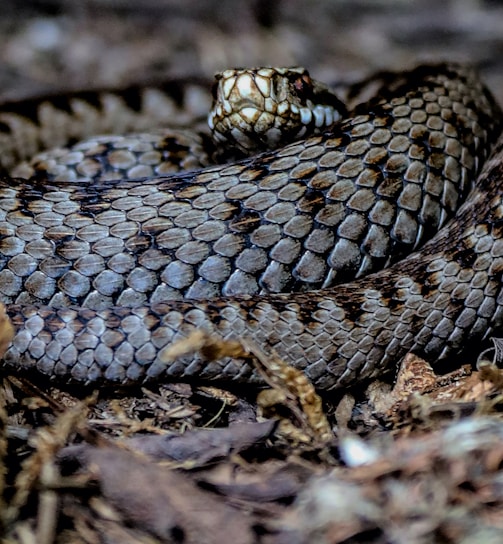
[0,63,502,390]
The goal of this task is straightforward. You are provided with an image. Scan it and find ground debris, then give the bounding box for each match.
[377,352,503,434]
[280,417,503,543]
[162,331,334,447]
[5,332,503,543]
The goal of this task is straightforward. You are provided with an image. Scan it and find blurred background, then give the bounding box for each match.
[1,0,503,104]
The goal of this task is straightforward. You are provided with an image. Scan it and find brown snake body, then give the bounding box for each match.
[0,63,502,390]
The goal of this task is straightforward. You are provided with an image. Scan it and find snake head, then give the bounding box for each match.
[208,67,347,156]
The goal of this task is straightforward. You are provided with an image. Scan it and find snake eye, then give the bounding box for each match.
[292,72,314,100]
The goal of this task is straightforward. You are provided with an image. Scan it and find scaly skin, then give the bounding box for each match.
[0,64,502,389]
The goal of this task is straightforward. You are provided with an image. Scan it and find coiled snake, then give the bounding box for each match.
[0,63,502,390]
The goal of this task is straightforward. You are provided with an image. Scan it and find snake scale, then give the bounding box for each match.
[0,63,502,390]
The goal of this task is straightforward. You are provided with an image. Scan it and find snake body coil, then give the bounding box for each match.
[0,63,502,390]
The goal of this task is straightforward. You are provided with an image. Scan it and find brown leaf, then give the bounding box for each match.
[60,446,255,544]
[124,420,276,465]
[203,463,313,502]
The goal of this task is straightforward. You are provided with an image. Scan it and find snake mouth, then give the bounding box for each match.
[298,102,342,129]
[209,100,342,153]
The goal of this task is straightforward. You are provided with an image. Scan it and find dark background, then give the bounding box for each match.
[1,0,503,103]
